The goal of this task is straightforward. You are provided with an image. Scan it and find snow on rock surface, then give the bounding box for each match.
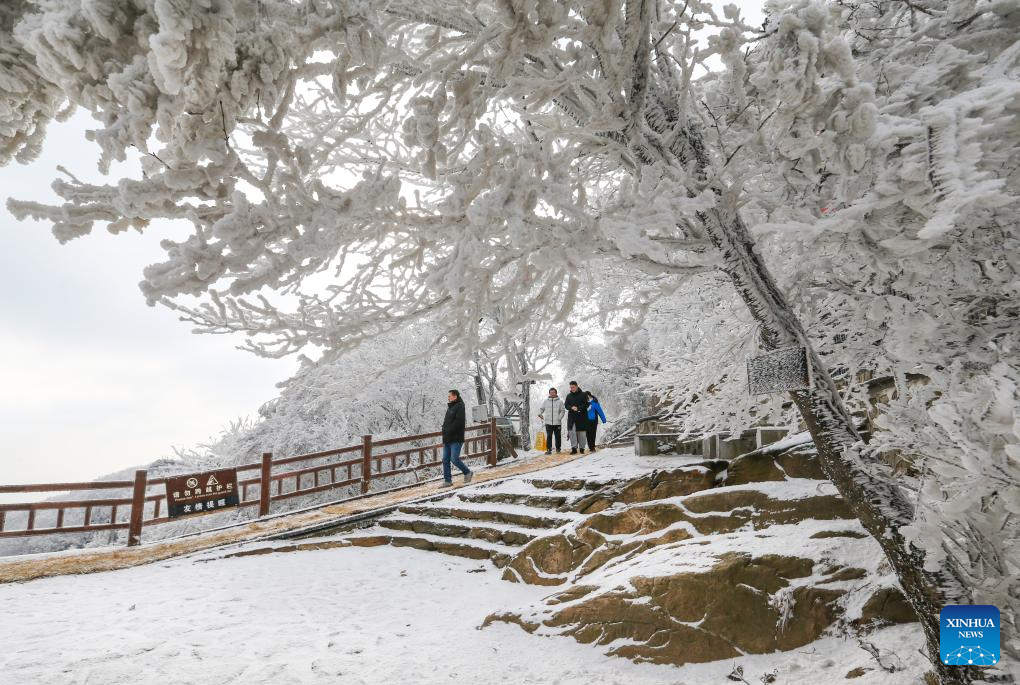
[481,445,924,669]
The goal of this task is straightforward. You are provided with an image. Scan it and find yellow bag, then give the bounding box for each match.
[534,430,546,452]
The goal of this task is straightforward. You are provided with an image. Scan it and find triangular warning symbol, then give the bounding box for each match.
[207,475,220,486]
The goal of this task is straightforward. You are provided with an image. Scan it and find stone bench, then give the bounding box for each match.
[634,433,684,456]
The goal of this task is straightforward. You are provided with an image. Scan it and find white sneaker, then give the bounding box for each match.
[464,472,473,484]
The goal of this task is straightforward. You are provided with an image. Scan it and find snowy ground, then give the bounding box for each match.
[527,446,703,481]
[0,448,931,684]
[0,536,927,684]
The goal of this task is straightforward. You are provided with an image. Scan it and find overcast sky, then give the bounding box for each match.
[0,111,295,487]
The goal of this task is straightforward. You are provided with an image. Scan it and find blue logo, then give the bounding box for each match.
[940,605,1000,666]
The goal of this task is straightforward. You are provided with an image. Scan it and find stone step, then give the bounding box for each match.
[378,517,538,546]
[397,503,574,530]
[345,531,514,567]
[527,477,627,491]
[456,491,570,510]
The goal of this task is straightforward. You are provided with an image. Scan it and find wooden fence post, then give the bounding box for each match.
[126,469,147,547]
[488,418,498,467]
[361,435,373,494]
[259,452,272,517]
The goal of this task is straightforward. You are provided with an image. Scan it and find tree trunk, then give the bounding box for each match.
[698,197,975,684]
[472,355,487,408]
[485,361,498,418]
[521,386,531,449]
[517,349,532,450]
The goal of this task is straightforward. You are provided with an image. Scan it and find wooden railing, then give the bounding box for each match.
[0,420,499,549]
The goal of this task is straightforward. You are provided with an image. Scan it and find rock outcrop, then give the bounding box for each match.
[487,551,852,665]
[486,441,916,667]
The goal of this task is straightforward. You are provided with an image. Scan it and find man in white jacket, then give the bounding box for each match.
[537,387,565,454]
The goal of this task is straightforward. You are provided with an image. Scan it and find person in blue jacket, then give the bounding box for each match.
[585,391,607,451]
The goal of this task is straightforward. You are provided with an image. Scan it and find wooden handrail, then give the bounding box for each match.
[370,423,489,449]
[0,492,166,513]
[0,498,134,512]
[140,460,262,488]
[272,444,362,467]
[0,480,135,494]
[370,430,442,448]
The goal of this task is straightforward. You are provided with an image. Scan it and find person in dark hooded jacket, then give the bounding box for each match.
[563,381,590,454]
[441,389,472,486]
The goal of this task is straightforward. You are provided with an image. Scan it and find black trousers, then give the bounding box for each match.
[545,424,562,451]
[585,422,598,450]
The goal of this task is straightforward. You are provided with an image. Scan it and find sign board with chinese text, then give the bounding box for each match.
[165,468,240,518]
[746,346,813,395]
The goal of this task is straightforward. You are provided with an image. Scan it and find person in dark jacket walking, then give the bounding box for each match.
[564,381,590,454]
[585,391,607,451]
[441,390,472,487]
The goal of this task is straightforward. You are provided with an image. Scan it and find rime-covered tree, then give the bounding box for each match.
[196,324,476,461]
[696,1,1020,670]
[0,0,64,165]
